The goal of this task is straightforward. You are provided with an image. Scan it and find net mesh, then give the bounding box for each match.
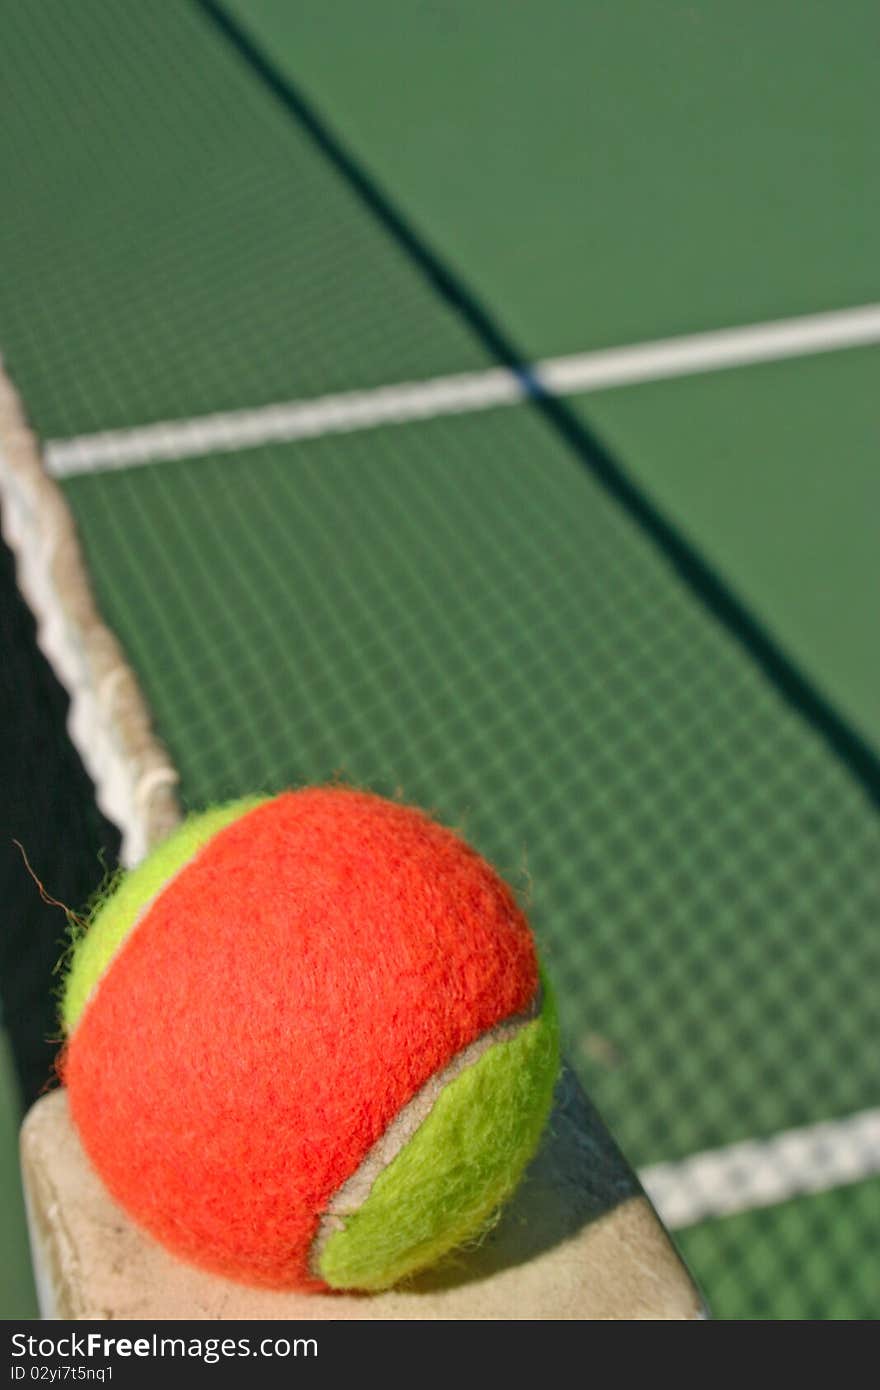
[0,0,877,1318]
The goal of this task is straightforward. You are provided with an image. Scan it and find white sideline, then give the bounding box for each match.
[642,1106,880,1230]
[45,303,880,476]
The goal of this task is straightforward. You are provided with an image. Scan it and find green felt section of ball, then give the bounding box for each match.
[317,980,559,1291]
[61,797,267,1035]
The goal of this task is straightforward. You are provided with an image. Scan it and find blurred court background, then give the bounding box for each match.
[1,1,878,1319]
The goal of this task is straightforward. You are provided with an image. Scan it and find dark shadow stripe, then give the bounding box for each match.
[195,0,880,811]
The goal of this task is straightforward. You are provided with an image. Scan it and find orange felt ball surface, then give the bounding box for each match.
[62,787,540,1289]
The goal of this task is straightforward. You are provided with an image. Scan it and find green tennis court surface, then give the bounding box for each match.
[1,1,878,1319]
[0,1032,37,1318]
[582,347,880,749]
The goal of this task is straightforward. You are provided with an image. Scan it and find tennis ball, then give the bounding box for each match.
[61,787,559,1292]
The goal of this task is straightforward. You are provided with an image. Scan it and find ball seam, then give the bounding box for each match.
[308,984,544,1279]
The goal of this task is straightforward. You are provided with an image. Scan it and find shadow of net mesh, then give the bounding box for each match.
[1,2,877,1320]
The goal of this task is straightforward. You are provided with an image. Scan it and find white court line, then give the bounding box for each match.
[641,1106,880,1230]
[45,303,880,476]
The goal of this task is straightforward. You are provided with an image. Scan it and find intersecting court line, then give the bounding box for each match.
[642,1106,880,1229]
[45,303,880,477]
